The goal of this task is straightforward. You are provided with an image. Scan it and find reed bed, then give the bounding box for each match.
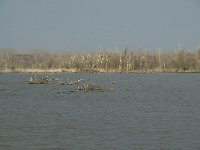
[1,48,200,73]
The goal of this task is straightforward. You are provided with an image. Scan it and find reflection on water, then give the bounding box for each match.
[0,73,200,150]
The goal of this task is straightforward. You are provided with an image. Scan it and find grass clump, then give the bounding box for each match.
[77,83,112,92]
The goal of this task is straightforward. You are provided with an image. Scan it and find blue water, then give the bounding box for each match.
[0,73,200,150]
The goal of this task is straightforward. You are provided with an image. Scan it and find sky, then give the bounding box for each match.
[0,0,200,51]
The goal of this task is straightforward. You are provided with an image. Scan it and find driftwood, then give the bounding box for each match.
[28,76,48,84]
[60,78,65,85]
[68,79,83,85]
[0,86,8,91]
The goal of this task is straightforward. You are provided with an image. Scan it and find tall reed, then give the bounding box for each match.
[0,48,200,73]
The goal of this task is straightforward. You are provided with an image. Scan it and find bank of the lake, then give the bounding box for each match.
[1,68,200,74]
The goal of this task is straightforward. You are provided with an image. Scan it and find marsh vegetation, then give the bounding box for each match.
[1,47,200,73]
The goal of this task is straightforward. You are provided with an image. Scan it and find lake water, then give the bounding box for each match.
[0,73,200,150]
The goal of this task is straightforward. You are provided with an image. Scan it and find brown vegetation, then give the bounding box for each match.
[1,48,200,73]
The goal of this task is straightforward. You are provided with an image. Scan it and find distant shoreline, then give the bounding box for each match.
[1,48,200,74]
[1,68,200,74]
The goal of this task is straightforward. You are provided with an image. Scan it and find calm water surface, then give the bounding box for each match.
[0,73,200,150]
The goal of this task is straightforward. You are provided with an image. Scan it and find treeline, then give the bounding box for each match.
[1,48,200,73]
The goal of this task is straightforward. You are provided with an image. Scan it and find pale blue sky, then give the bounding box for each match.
[0,0,200,51]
